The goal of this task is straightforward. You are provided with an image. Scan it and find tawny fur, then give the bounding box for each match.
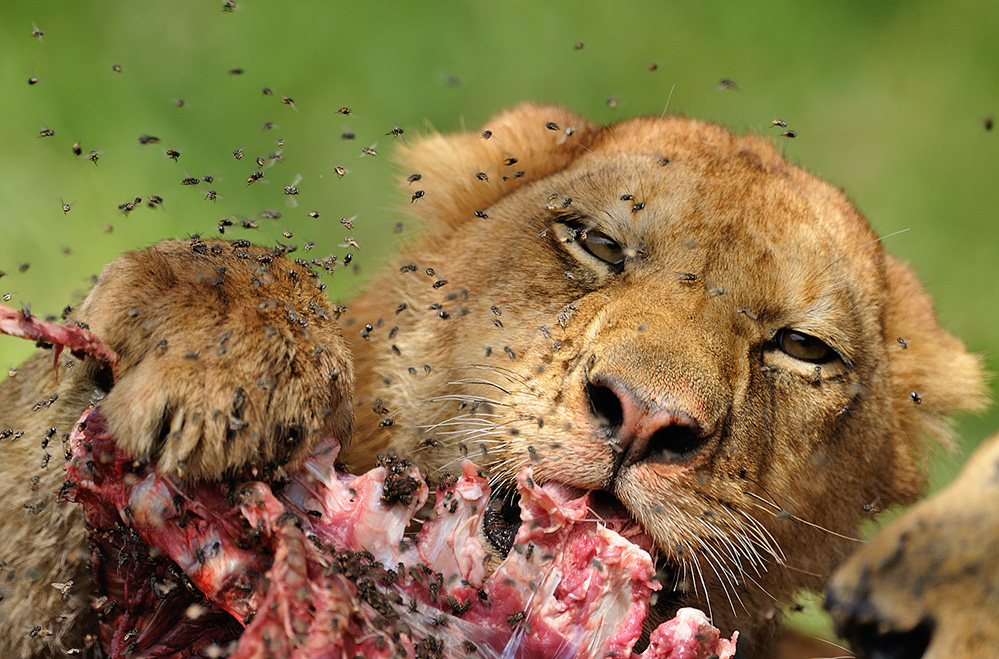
[828,430,999,659]
[0,240,352,658]
[0,105,986,658]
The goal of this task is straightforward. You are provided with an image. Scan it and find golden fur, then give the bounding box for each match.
[0,105,985,658]
[827,430,999,659]
[0,241,352,657]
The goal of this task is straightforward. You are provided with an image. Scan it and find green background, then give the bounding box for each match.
[2,0,997,644]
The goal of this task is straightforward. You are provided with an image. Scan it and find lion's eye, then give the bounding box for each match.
[774,329,837,363]
[581,230,625,270]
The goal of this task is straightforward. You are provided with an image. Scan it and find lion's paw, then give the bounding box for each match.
[76,239,353,481]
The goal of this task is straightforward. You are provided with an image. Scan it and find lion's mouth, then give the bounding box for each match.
[481,475,689,652]
[483,489,523,555]
[484,481,651,557]
[482,482,684,651]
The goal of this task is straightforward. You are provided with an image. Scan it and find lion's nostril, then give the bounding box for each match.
[644,424,704,461]
[585,381,624,432]
[586,375,708,466]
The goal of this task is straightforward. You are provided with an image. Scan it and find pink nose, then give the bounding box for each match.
[585,375,707,466]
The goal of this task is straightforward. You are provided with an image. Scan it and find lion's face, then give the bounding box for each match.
[342,105,984,646]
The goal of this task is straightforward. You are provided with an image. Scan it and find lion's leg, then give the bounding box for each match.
[0,353,104,657]
[828,431,999,659]
[0,238,354,657]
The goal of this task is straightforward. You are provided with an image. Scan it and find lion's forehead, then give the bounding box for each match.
[555,142,878,251]
[520,145,887,326]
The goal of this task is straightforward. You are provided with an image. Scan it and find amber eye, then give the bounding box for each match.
[774,329,837,363]
[581,230,625,270]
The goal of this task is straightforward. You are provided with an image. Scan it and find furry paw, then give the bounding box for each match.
[75,239,353,481]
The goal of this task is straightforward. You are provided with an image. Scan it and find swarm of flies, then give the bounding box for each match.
[11,4,537,367]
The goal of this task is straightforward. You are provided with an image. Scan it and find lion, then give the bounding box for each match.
[826,429,999,659]
[0,104,986,658]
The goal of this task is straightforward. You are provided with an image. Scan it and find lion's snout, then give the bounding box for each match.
[584,373,709,468]
[576,296,728,480]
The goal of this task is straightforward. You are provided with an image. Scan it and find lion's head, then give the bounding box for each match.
[341,104,985,653]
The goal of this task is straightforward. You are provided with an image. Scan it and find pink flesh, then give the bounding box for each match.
[65,407,738,658]
[0,302,118,371]
[637,608,738,659]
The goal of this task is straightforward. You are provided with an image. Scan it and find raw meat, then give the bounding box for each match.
[64,407,737,659]
[0,302,118,371]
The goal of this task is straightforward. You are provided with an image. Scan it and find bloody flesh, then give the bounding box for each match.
[0,303,118,371]
[64,407,737,659]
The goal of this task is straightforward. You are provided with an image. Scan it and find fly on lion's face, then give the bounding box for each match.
[341,104,983,656]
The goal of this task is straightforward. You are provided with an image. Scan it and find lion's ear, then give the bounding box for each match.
[397,104,599,230]
[883,254,988,499]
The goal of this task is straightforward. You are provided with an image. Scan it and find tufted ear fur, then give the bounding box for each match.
[396,104,600,230]
[883,254,988,501]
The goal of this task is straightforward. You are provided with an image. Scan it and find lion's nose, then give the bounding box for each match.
[585,375,708,466]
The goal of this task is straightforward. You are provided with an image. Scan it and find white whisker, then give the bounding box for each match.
[745,493,861,542]
[738,572,780,604]
[687,549,713,622]
[697,539,742,616]
[418,394,508,408]
[452,363,531,385]
[818,228,911,276]
[444,377,513,395]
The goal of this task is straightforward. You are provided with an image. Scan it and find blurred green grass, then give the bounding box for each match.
[2,0,997,644]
